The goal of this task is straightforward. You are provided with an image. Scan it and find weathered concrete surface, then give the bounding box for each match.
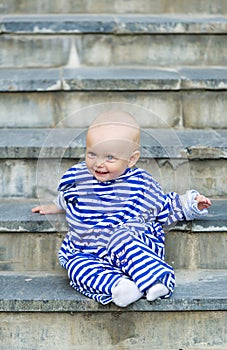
[0,34,71,68]
[180,68,227,90]
[0,91,227,129]
[0,199,66,233]
[0,232,64,272]
[0,68,62,91]
[0,199,226,271]
[0,270,226,312]
[165,232,227,270]
[1,34,226,68]
[0,271,226,349]
[1,0,227,15]
[0,310,226,350]
[183,91,227,129]
[0,67,226,92]
[62,67,181,91]
[1,14,227,34]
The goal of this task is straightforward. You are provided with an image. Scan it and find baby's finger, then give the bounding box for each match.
[31,206,45,214]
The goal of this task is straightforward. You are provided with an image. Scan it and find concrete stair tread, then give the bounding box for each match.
[1,14,227,34]
[0,269,226,312]
[0,198,226,233]
[0,67,226,91]
[0,127,226,159]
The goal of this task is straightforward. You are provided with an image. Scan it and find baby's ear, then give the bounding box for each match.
[128,150,140,167]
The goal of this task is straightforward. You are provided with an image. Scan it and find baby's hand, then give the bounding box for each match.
[32,204,64,215]
[195,195,212,211]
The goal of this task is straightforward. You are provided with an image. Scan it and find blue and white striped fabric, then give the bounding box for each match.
[57,161,185,304]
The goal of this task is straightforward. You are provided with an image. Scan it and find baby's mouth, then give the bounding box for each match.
[95,170,109,175]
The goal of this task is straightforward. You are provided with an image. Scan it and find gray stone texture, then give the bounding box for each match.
[62,67,181,91]
[1,15,227,34]
[0,68,226,92]
[0,91,227,129]
[0,310,226,349]
[1,0,227,15]
[1,34,226,68]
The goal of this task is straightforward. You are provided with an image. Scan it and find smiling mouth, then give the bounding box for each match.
[95,170,109,175]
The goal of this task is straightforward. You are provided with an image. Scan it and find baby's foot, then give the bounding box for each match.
[112,278,143,307]
[146,283,169,301]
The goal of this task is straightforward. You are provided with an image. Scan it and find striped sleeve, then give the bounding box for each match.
[54,191,67,211]
[157,189,209,226]
[155,192,185,226]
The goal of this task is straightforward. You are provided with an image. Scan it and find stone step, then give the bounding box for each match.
[0,198,226,272]
[0,128,226,197]
[0,15,226,68]
[0,89,226,130]
[1,128,226,159]
[0,68,226,130]
[1,67,226,92]
[0,270,226,349]
[1,34,226,69]
[1,0,227,15]
[2,14,227,34]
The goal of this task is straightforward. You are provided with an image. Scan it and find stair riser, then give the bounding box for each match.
[2,0,227,14]
[165,231,227,270]
[0,91,227,129]
[0,233,64,273]
[0,311,226,350]
[1,34,226,68]
[0,158,226,198]
[0,231,226,272]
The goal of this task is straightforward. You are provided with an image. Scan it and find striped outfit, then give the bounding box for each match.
[57,161,202,305]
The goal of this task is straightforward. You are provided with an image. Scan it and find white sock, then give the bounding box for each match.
[146,283,169,301]
[112,278,143,307]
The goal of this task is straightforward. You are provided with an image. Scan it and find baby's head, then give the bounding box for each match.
[86,110,140,182]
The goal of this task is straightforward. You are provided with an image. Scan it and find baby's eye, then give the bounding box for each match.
[87,151,96,158]
[106,155,115,161]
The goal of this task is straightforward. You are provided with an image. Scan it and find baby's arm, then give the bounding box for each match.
[32,192,66,215]
[32,203,65,215]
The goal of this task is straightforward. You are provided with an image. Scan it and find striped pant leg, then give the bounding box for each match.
[107,229,175,296]
[58,234,71,268]
[58,236,125,304]
[65,251,124,301]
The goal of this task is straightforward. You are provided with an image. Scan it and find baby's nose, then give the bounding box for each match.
[96,157,105,167]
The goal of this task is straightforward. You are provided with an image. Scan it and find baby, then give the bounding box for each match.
[32,110,211,307]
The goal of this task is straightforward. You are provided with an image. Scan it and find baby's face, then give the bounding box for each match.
[85,125,139,182]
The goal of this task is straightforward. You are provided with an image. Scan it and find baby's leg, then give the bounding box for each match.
[107,229,175,298]
[66,251,143,306]
[59,236,144,306]
[66,252,122,296]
